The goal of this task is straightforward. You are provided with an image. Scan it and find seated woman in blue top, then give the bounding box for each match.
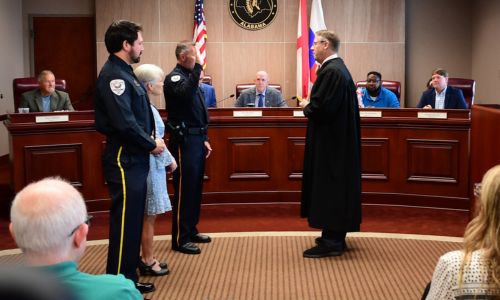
[360,71,400,108]
[417,68,467,109]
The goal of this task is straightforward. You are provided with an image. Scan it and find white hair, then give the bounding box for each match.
[10,177,87,256]
[134,64,165,85]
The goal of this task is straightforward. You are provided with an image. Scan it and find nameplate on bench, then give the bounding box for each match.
[417,112,448,119]
[35,115,69,123]
[360,111,382,118]
[233,110,263,117]
[293,110,304,117]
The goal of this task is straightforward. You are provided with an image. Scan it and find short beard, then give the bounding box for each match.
[131,55,141,64]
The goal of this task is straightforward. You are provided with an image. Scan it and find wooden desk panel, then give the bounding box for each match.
[469,104,500,217]
[5,108,471,211]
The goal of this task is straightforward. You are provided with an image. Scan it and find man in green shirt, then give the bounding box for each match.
[9,177,142,300]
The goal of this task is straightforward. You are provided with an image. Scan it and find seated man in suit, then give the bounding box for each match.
[417,68,467,109]
[234,70,287,107]
[359,71,400,108]
[199,70,217,108]
[19,70,75,112]
[9,177,142,300]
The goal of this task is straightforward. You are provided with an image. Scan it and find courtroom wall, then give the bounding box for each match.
[471,0,500,104]
[406,0,472,108]
[95,0,405,108]
[0,0,23,155]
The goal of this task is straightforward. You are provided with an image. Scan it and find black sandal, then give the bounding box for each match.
[138,259,170,276]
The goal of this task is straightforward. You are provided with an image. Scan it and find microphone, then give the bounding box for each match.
[216,94,235,104]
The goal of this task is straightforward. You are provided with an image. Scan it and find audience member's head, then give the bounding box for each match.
[10,177,89,266]
[366,71,382,94]
[134,64,165,97]
[175,40,197,70]
[37,70,56,97]
[463,164,500,286]
[254,71,269,93]
[430,68,449,93]
[312,30,340,64]
[104,20,143,64]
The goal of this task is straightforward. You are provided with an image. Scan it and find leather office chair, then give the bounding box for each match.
[13,77,67,109]
[235,83,282,99]
[447,78,475,108]
[356,80,401,100]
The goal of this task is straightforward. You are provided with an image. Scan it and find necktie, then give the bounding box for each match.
[258,94,264,107]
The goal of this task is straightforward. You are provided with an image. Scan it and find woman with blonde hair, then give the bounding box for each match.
[426,164,500,299]
[134,64,177,276]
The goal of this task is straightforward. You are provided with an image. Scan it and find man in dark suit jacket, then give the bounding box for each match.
[19,70,74,112]
[234,71,287,107]
[416,68,467,109]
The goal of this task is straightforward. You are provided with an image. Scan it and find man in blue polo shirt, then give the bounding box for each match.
[360,71,400,108]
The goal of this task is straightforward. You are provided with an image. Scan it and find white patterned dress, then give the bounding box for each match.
[426,250,500,299]
[145,105,174,215]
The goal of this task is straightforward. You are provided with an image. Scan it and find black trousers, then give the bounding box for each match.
[322,229,346,249]
[169,134,206,248]
[103,144,149,283]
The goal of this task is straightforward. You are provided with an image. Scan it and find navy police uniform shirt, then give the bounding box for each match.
[94,54,156,153]
[164,63,209,138]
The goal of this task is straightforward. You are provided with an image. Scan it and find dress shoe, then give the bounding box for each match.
[135,282,156,294]
[138,259,169,276]
[191,233,211,243]
[315,237,348,251]
[172,242,201,254]
[303,244,344,258]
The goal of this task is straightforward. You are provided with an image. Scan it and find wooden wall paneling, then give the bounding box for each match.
[406,139,459,183]
[203,0,224,42]
[227,137,271,179]
[95,0,161,42]
[24,143,83,186]
[470,105,500,216]
[344,0,405,42]
[159,0,192,41]
[398,127,469,198]
[286,137,305,179]
[361,138,390,180]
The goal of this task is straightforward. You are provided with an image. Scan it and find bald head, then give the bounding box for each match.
[10,177,87,259]
[254,71,269,93]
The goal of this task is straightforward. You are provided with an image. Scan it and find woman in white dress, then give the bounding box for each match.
[134,64,177,276]
[426,164,500,299]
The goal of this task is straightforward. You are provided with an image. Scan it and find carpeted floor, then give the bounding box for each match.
[0,232,462,300]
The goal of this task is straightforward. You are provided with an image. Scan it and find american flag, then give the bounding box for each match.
[193,0,207,69]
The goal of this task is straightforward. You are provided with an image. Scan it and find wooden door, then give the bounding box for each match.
[33,16,96,110]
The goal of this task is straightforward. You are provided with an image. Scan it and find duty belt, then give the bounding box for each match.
[186,127,207,135]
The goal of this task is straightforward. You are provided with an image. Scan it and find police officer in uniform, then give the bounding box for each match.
[164,41,213,255]
[94,20,165,294]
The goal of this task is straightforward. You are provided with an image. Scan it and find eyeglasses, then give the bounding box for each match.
[473,183,482,198]
[313,40,327,46]
[68,215,93,237]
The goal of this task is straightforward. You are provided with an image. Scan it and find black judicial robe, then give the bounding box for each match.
[300,57,362,232]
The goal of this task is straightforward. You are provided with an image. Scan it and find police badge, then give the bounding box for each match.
[109,79,125,96]
[229,0,278,31]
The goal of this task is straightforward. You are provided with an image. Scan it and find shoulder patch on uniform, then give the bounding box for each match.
[109,79,125,96]
[171,75,181,82]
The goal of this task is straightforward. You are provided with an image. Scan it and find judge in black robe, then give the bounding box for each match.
[299,30,362,258]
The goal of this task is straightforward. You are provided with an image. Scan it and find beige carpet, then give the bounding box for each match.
[0,232,462,300]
